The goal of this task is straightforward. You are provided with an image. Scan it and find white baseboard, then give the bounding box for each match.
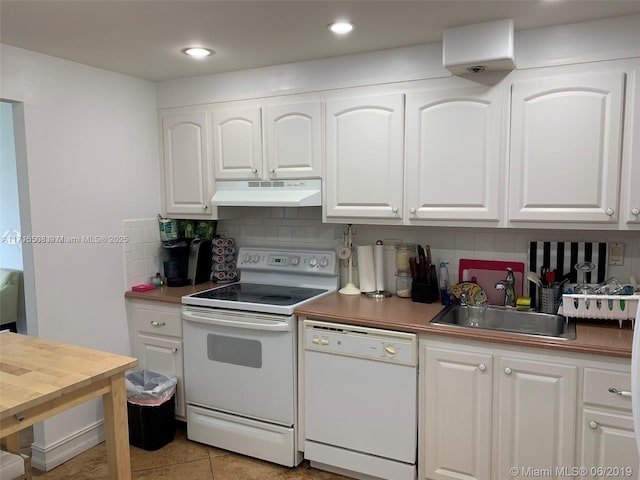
[30,420,104,472]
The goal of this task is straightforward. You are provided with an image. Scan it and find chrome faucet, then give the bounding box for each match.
[495,267,516,307]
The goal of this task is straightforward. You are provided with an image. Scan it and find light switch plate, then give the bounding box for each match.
[608,242,624,266]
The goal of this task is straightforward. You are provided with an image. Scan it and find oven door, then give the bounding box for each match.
[182,306,296,426]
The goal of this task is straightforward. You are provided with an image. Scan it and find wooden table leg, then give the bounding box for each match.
[1,432,20,453]
[102,372,131,480]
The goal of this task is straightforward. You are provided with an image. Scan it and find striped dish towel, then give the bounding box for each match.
[529,242,608,305]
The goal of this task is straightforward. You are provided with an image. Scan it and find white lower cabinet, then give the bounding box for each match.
[423,347,493,480]
[418,337,592,480]
[580,367,637,479]
[496,357,577,477]
[127,299,185,420]
[581,409,637,479]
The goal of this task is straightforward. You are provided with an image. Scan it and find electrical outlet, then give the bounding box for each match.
[608,242,624,266]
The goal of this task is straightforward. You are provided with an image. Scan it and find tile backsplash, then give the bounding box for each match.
[119,209,639,295]
[218,207,640,294]
[123,218,162,288]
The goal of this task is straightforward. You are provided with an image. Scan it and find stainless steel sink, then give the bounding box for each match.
[430,305,576,340]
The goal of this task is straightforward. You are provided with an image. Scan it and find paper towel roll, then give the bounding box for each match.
[374,242,385,292]
[357,245,376,293]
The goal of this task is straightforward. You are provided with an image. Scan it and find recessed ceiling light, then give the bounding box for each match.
[328,21,354,35]
[182,47,213,59]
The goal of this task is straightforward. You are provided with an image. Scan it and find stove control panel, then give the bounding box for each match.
[238,248,337,275]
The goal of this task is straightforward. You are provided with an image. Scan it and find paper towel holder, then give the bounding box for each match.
[338,225,361,296]
[366,240,392,299]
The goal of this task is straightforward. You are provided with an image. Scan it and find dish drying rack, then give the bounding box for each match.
[561,294,639,328]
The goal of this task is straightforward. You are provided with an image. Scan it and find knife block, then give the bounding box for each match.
[411,265,439,304]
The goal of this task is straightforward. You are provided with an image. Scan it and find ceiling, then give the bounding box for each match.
[2,0,640,83]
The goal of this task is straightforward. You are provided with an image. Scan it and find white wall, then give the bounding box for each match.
[0,44,160,469]
[157,15,640,108]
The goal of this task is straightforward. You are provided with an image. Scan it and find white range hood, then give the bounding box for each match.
[211,179,322,207]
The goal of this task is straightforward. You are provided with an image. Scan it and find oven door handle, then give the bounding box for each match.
[182,310,292,332]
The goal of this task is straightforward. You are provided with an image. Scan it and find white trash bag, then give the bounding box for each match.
[125,370,177,406]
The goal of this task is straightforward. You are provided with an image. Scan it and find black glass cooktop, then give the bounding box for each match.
[192,283,328,306]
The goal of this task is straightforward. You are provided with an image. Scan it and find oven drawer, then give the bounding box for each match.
[187,405,297,467]
[133,302,182,338]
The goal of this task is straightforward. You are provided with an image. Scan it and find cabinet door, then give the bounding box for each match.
[161,111,213,216]
[509,71,625,223]
[422,347,493,480]
[496,357,577,479]
[406,86,502,222]
[623,69,640,226]
[212,106,263,180]
[135,334,185,419]
[265,102,322,179]
[325,94,404,221]
[580,409,638,479]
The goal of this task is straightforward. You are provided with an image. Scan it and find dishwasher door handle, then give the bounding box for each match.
[183,310,292,332]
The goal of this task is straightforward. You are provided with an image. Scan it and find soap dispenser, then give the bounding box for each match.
[439,262,451,305]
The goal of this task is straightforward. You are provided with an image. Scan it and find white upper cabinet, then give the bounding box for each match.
[405,86,503,223]
[324,93,405,222]
[508,70,626,224]
[160,109,216,218]
[264,102,322,179]
[622,69,640,228]
[212,101,322,181]
[212,106,263,180]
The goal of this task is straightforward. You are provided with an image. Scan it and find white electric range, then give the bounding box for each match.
[181,247,338,467]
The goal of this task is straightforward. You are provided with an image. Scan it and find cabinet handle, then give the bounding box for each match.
[504,367,512,375]
[171,347,178,353]
[251,168,258,174]
[409,207,417,214]
[606,208,615,216]
[632,208,640,216]
[589,420,598,429]
[478,363,487,372]
[392,207,399,214]
[608,387,632,398]
[202,204,208,211]
[150,321,166,327]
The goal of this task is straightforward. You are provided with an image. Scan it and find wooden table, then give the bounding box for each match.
[0,333,137,479]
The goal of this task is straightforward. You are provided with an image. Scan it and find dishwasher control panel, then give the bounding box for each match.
[303,320,417,366]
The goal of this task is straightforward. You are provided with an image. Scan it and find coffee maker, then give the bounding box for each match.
[162,239,190,287]
[187,237,212,285]
[162,237,211,286]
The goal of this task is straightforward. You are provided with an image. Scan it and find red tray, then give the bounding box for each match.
[458,259,525,306]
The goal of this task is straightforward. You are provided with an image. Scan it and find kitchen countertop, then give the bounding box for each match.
[124,281,218,304]
[295,293,633,359]
[124,285,633,359]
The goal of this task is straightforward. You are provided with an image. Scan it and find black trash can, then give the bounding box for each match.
[125,370,177,451]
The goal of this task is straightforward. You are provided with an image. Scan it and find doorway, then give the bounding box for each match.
[0,99,35,335]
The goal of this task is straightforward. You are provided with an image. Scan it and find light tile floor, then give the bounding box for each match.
[29,424,350,479]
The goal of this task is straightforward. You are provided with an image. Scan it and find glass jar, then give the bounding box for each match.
[396,272,412,298]
[395,244,415,274]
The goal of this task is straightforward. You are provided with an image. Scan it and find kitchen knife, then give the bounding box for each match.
[409,257,418,280]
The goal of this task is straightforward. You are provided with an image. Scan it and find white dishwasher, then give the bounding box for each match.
[303,319,418,480]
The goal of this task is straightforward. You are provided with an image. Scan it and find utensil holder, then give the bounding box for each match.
[539,287,561,314]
